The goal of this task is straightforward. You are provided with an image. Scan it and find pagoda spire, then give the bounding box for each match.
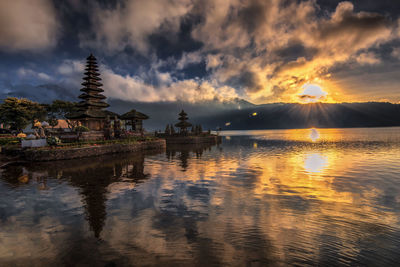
[78,54,109,110]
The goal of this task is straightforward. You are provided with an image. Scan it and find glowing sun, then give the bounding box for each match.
[298,84,327,103]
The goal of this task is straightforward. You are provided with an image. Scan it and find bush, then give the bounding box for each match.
[0,138,20,146]
[47,136,61,146]
[75,125,90,132]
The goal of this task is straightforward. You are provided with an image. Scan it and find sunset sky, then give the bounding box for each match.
[1,0,400,104]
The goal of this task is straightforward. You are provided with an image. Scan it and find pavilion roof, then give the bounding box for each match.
[104,110,120,119]
[78,100,109,108]
[120,109,149,120]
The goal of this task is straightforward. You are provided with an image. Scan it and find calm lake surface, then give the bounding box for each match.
[1,127,400,266]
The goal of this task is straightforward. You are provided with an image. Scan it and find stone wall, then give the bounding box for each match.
[12,139,166,162]
[79,131,104,141]
[57,133,78,142]
[56,132,103,142]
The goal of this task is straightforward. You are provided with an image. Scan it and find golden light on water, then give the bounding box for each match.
[4,127,400,266]
[304,153,328,173]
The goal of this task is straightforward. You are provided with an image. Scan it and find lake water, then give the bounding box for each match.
[1,127,400,266]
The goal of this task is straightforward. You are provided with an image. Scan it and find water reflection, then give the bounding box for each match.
[1,128,400,265]
[13,153,149,239]
[166,143,218,171]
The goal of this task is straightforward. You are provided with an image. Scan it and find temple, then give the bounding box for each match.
[67,54,149,137]
[175,110,192,135]
[121,109,149,132]
[157,110,221,145]
[67,54,109,131]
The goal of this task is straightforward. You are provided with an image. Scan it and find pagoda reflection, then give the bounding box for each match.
[10,152,153,239]
[166,143,219,171]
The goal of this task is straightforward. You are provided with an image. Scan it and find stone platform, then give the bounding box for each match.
[3,139,166,162]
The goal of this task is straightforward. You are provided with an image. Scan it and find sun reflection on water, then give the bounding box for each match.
[304,153,328,173]
[309,128,320,142]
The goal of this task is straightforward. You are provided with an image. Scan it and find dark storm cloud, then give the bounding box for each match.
[275,42,318,63]
[318,5,390,41]
[228,71,263,93]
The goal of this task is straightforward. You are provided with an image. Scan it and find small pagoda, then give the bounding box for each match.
[67,54,109,131]
[175,110,192,135]
[157,110,221,144]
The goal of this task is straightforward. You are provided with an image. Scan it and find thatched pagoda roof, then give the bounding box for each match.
[67,54,113,122]
[66,109,107,119]
[77,100,109,108]
[175,121,192,128]
[179,110,188,117]
[120,109,149,120]
[67,109,120,120]
[78,93,106,100]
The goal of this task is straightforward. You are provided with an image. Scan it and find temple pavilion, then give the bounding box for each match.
[121,109,149,132]
[67,54,110,131]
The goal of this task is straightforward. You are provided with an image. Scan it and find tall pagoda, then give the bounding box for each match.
[67,54,109,131]
[175,110,192,134]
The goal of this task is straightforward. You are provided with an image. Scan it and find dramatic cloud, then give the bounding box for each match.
[355,52,381,65]
[187,0,395,103]
[102,71,238,102]
[2,0,400,104]
[57,60,238,102]
[17,68,53,82]
[81,0,193,53]
[391,47,400,59]
[176,52,203,70]
[0,0,58,51]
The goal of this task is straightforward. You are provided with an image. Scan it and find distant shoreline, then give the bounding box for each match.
[218,126,400,133]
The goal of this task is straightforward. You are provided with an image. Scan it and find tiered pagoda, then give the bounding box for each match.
[67,54,109,131]
[175,110,192,134]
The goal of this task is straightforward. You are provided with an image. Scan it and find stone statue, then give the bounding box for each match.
[104,115,112,140]
[114,116,121,139]
[33,129,40,139]
[39,127,46,138]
